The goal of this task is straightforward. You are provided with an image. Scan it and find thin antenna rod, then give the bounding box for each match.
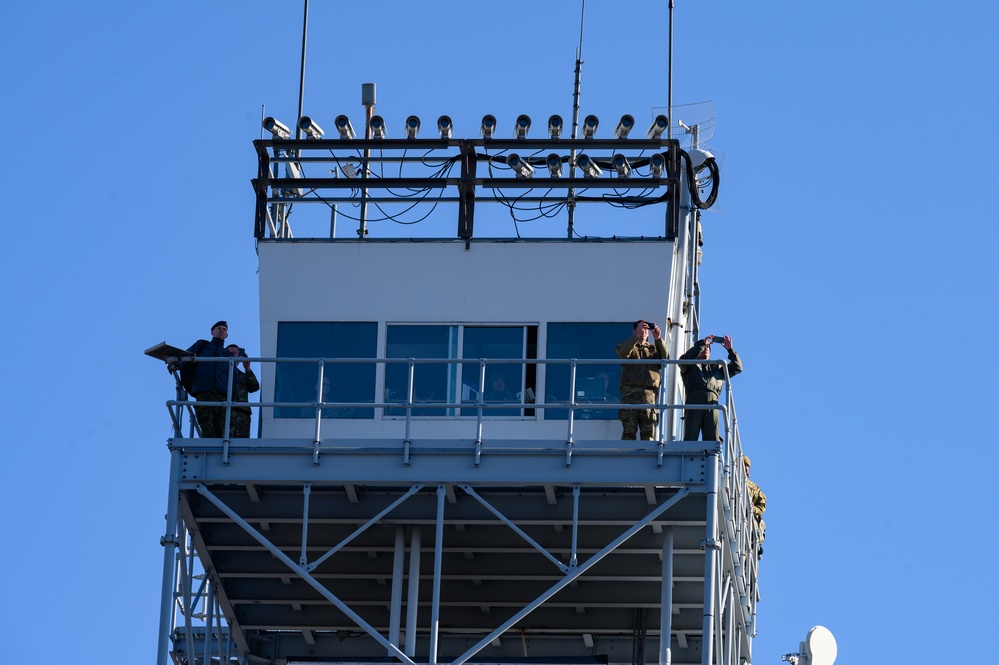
[667,0,674,139]
[295,0,309,139]
[567,0,585,238]
[570,0,585,141]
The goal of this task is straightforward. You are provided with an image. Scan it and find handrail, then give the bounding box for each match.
[162,355,739,449]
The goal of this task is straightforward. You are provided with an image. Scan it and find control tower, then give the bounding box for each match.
[149,102,761,665]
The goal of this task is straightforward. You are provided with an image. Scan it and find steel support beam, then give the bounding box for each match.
[195,484,419,665]
[449,487,691,665]
[660,527,674,665]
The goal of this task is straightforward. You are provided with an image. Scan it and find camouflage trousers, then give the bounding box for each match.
[193,391,228,438]
[229,410,252,438]
[619,387,658,441]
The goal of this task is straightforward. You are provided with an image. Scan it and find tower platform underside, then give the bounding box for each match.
[167,437,757,665]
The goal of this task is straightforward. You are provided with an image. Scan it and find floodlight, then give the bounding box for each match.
[263,117,290,139]
[298,116,325,140]
[369,115,387,139]
[647,114,669,139]
[546,153,563,178]
[437,115,453,139]
[404,115,421,139]
[611,153,632,177]
[342,163,358,178]
[334,115,355,139]
[649,152,665,176]
[576,154,602,179]
[548,114,563,139]
[481,114,497,139]
[614,114,635,139]
[582,114,599,139]
[507,153,534,179]
[514,114,531,139]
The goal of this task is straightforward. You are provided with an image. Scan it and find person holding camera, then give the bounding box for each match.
[679,335,743,441]
[615,320,669,440]
[225,344,260,438]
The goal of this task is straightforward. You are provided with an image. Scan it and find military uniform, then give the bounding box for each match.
[615,334,669,440]
[679,339,743,441]
[228,366,260,438]
[748,479,767,545]
[188,335,234,438]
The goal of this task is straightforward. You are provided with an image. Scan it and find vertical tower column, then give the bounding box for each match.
[659,527,674,665]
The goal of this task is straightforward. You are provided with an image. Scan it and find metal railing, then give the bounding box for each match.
[162,354,741,455]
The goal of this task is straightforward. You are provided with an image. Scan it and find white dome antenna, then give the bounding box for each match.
[782,626,837,665]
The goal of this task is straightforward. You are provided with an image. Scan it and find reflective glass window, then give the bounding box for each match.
[385,325,457,416]
[544,323,627,420]
[275,322,377,419]
[461,327,526,416]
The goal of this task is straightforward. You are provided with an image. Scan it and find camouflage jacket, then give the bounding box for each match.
[615,335,669,390]
[747,479,766,521]
[227,368,260,414]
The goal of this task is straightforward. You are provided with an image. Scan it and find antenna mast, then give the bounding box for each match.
[667,0,674,140]
[566,0,585,238]
[296,0,309,139]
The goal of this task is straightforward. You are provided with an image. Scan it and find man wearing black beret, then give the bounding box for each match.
[186,321,235,437]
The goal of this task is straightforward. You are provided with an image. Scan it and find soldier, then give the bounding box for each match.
[744,455,767,557]
[187,321,235,438]
[679,335,743,441]
[615,320,669,441]
[226,344,260,438]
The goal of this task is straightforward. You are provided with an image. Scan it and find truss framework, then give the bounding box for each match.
[158,438,761,665]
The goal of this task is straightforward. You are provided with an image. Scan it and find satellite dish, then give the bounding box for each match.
[804,626,837,665]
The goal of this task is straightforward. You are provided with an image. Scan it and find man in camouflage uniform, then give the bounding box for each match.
[743,455,766,557]
[615,320,669,440]
[187,320,235,438]
[226,344,260,438]
[679,335,743,441]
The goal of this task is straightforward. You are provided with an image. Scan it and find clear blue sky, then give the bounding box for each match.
[2,1,996,662]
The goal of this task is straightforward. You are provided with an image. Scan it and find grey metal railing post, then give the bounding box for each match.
[313,360,325,464]
[222,356,235,464]
[566,359,578,466]
[404,359,415,441]
[475,359,486,466]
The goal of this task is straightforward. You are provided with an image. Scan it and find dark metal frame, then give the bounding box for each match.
[252,138,683,240]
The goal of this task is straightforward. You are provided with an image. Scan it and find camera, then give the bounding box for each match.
[711,335,726,342]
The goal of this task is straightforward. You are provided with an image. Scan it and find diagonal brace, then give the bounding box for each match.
[196,484,418,665]
[450,487,691,665]
[459,485,569,573]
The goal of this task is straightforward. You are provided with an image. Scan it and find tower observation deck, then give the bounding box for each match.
[150,120,760,665]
